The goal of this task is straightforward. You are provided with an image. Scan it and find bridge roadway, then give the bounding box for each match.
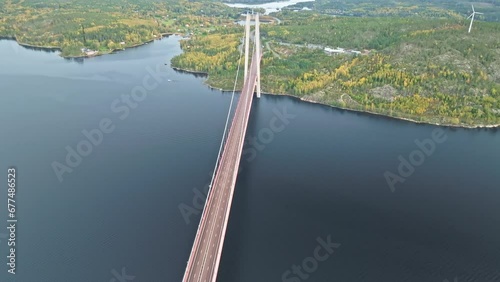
[182,51,261,282]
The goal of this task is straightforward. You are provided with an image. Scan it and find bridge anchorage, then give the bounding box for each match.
[182,13,262,282]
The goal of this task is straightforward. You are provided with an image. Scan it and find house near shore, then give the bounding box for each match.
[80,48,98,56]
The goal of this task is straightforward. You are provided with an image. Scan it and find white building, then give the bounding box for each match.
[324,47,345,54]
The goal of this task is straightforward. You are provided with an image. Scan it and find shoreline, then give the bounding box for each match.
[2,33,176,59]
[4,35,498,129]
[174,66,500,129]
[295,96,500,129]
[171,67,209,76]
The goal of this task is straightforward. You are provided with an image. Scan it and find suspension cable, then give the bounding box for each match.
[207,36,245,193]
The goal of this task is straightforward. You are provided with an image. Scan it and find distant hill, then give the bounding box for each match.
[211,0,500,22]
[172,11,500,127]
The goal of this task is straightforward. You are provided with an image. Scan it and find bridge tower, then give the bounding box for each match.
[244,12,251,81]
[243,12,262,98]
[255,13,261,98]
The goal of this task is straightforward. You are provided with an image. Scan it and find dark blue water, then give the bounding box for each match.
[0,37,499,282]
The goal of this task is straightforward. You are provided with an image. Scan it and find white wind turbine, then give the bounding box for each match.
[467,4,483,33]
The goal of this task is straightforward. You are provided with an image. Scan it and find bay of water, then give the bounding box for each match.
[0,37,499,282]
[225,0,315,15]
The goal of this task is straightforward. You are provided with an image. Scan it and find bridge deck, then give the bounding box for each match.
[182,52,261,282]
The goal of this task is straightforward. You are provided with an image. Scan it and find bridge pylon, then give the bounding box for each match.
[244,12,251,81]
[255,13,261,98]
[243,12,262,98]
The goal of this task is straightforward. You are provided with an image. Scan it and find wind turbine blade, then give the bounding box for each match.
[472,4,475,13]
[467,13,473,19]
[476,12,484,15]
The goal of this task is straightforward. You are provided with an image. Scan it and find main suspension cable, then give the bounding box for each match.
[207,36,245,193]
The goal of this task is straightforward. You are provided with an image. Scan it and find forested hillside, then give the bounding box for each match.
[2,0,500,126]
[172,11,500,127]
[0,0,239,56]
[216,0,500,22]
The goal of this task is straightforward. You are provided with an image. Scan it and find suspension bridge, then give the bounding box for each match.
[182,13,262,282]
